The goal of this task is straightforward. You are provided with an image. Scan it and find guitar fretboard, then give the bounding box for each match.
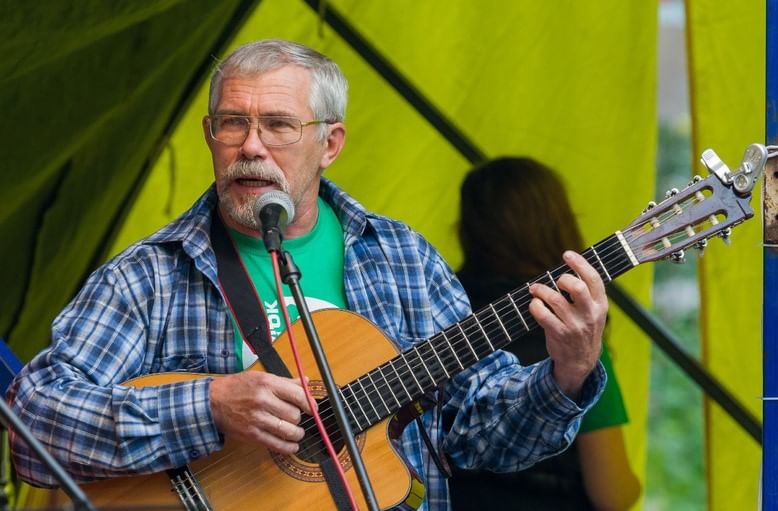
[304,232,637,445]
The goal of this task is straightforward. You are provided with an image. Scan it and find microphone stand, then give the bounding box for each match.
[0,398,96,511]
[278,251,380,511]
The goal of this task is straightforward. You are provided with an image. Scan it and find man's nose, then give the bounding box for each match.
[239,125,270,159]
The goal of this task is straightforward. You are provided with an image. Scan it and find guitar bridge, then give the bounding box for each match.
[167,466,213,511]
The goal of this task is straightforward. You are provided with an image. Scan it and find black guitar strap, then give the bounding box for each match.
[210,212,289,377]
[210,212,352,511]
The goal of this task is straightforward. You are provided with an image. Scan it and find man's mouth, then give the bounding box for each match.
[235,178,274,188]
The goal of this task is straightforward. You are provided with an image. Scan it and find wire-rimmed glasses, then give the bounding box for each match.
[208,115,331,146]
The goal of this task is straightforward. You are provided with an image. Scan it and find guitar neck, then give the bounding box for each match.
[333,232,638,434]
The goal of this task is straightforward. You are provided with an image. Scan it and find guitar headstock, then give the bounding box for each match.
[622,143,767,264]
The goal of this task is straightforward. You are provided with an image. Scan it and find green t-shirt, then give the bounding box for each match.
[580,343,629,433]
[227,197,347,370]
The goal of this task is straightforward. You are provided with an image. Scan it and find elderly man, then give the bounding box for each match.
[8,39,607,511]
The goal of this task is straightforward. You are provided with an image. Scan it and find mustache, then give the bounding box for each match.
[223,159,280,180]
[222,159,290,193]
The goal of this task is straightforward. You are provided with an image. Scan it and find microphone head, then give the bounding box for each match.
[253,190,295,231]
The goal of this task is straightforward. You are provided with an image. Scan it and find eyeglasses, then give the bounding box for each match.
[208,114,331,147]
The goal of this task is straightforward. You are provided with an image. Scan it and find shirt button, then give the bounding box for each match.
[221,349,229,357]
[190,449,200,458]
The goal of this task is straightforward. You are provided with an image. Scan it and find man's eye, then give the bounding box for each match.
[218,117,247,129]
[262,118,296,131]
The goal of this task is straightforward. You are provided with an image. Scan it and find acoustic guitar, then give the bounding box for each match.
[78,144,767,510]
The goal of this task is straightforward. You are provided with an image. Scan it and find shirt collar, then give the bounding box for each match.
[318,177,370,242]
[143,185,219,281]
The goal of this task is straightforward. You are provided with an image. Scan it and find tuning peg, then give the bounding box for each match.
[719,227,732,245]
[670,250,686,264]
[643,201,657,213]
[695,239,708,257]
[665,188,679,198]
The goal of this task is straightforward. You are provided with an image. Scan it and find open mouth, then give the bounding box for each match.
[235,178,275,188]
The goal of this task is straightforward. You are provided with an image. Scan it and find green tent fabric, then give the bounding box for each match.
[1,1,764,510]
[1,0,257,362]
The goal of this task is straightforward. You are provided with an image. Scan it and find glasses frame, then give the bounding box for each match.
[208,114,332,147]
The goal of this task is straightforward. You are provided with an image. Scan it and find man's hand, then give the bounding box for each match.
[209,371,315,454]
[528,250,608,401]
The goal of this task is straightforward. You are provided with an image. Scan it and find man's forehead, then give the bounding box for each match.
[215,67,312,114]
[221,63,312,84]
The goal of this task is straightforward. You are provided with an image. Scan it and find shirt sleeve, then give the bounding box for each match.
[6,258,223,487]
[441,353,606,472]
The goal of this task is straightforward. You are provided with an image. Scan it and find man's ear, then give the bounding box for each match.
[319,123,346,170]
[202,116,214,150]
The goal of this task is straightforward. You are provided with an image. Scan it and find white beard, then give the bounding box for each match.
[216,159,291,230]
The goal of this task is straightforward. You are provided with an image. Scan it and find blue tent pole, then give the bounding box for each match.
[764,0,778,507]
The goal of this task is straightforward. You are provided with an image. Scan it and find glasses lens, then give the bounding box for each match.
[212,116,249,145]
[258,117,302,146]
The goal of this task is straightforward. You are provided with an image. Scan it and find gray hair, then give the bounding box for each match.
[208,39,348,140]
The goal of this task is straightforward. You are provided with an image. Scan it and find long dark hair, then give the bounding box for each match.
[458,157,584,282]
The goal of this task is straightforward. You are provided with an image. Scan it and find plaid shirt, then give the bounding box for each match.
[9,179,604,510]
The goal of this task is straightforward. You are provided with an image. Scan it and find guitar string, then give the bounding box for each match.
[339,189,704,440]
[193,445,265,488]
[196,195,702,468]
[212,198,700,467]
[290,198,704,459]
[292,234,638,441]
[287,236,638,459]
[192,451,286,503]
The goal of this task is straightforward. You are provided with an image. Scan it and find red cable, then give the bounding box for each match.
[270,250,360,511]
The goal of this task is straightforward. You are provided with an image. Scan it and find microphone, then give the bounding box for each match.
[253,191,295,253]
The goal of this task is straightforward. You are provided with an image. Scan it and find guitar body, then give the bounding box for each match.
[80,309,424,510]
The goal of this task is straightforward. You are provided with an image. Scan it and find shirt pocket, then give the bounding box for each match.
[159,354,207,373]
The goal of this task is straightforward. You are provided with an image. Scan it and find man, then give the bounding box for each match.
[8,39,608,511]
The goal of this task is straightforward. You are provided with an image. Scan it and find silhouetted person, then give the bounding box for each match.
[450,157,641,510]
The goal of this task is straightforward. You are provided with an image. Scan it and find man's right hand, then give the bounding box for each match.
[209,371,315,454]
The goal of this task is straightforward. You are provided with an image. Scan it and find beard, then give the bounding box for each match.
[216,159,291,230]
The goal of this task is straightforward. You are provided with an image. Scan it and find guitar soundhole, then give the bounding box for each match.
[270,380,366,483]
[297,399,347,463]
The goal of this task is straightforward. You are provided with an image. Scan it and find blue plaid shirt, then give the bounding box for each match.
[9,179,605,510]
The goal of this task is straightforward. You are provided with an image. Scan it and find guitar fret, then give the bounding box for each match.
[441,331,465,369]
[347,385,371,426]
[390,361,413,401]
[412,345,437,387]
[338,387,364,430]
[590,245,612,282]
[400,352,423,394]
[508,294,529,331]
[457,323,479,360]
[356,378,380,421]
[376,365,402,408]
[366,371,391,415]
[487,304,510,345]
[475,312,496,351]
[428,341,451,379]
[546,271,560,292]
